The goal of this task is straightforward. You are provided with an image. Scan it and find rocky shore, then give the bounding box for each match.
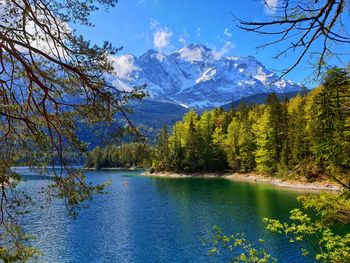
[142,171,341,191]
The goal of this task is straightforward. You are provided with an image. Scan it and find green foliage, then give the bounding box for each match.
[0,227,39,263]
[204,225,276,263]
[207,192,350,263]
[153,109,229,173]
[151,68,350,189]
[297,193,350,225]
[152,125,170,171]
[225,117,241,171]
[310,68,350,173]
[222,105,256,172]
[266,93,289,169]
[183,117,203,172]
[253,107,276,173]
[86,143,153,169]
[264,193,350,262]
[287,95,310,167]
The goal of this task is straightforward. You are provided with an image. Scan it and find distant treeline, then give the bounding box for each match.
[87,68,350,181]
[85,143,152,169]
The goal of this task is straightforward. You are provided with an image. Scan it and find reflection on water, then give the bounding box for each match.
[15,170,315,262]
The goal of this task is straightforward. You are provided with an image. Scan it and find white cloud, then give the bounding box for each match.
[212,41,234,60]
[149,20,174,51]
[264,0,278,14]
[153,27,173,50]
[111,54,139,80]
[224,28,232,38]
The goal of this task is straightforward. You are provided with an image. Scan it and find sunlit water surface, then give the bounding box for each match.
[14,168,323,262]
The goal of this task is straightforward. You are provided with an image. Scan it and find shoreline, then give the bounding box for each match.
[142,171,341,192]
[84,167,142,171]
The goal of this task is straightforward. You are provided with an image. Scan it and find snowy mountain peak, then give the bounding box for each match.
[176,44,213,62]
[112,44,301,108]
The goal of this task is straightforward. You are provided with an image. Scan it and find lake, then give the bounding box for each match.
[15,169,317,262]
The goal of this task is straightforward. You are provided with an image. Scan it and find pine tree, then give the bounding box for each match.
[311,67,350,174]
[239,110,256,172]
[288,95,311,167]
[199,111,216,171]
[264,93,290,172]
[266,93,283,164]
[225,118,241,171]
[279,101,291,168]
[155,125,170,170]
[253,107,276,173]
[183,118,203,172]
[212,127,229,171]
[168,123,185,172]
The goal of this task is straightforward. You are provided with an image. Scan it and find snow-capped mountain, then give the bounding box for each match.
[112,44,301,108]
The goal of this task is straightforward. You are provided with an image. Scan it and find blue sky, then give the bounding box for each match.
[75,0,349,85]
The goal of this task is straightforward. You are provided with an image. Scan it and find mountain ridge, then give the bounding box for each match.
[111,44,302,108]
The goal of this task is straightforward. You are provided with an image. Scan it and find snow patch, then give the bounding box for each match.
[244,80,256,85]
[253,67,274,85]
[110,43,301,108]
[155,53,166,62]
[227,56,239,61]
[112,79,133,92]
[179,103,189,108]
[196,68,217,83]
[178,46,206,62]
[274,79,287,89]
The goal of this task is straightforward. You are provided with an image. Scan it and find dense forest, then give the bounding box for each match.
[86,143,153,169]
[87,67,350,184]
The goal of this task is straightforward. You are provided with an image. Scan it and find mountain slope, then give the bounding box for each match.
[112,44,301,108]
[77,90,308,147]
[221,90,309,110]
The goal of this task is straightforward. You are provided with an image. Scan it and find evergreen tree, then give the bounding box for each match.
[212,127,229,171]
[261,93,290,172]
[168,123,185,172]
[149,67,349,185]
[199,111,216,171]
[222,105,236,133]
[279,101,291,168]
[253,108,276,173]
[183,118,203,172]
[266,93,283,164]
[310,68,350,186]
[239,110,256,172]
[155,125,170,171]
[225,118,241,171]
[288,95,311,167]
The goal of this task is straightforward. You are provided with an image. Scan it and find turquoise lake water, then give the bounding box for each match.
[15,169,321,262]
